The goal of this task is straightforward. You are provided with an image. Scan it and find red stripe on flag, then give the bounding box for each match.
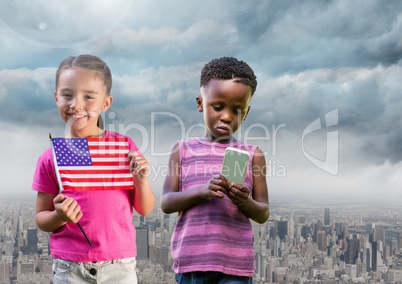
[59,169,132,175]
[62,184,134,191]
[61,177,134,183]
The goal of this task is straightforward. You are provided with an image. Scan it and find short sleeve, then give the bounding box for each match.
[127,136,140,154]
[32,148,59,194]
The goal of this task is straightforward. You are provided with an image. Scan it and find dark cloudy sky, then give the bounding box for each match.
[1,0,402,203]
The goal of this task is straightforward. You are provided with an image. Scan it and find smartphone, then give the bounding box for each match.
[221,147,250,185]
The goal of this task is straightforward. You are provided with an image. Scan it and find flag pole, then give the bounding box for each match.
[49,133,92,246]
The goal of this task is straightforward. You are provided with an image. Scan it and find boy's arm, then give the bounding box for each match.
[36,192,83,232]
[161,143,228,214]
[236,147,269,224]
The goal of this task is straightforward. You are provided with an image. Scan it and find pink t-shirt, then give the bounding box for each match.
[32,131,138,262]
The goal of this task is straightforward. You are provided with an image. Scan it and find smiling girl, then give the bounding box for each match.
[32,54,155,283]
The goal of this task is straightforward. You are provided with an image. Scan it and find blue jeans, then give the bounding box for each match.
[175,271,252,284]
[52,257,137,284]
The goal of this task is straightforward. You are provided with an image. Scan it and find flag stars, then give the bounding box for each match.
[53,138,93,167]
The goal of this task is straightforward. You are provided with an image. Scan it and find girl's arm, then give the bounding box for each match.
[160,143,228,214]
[36,192,83,232]
[228,147,269,224]
[128,151,155,216]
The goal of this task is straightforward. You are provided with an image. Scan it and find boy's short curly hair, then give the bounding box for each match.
[200,57,257,95]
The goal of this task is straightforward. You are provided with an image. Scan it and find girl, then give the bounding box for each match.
[32,54,155,283]
[161,57,269,283]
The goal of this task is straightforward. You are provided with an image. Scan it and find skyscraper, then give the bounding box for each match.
[373,227,386,245]
[136,225,149,260]
[324,208,330,226]
[0,260,10,283]
[313,220,323,242]
[365,223,375,236]
[27,228,38,255]
[365,247,372,272]
[372,241,377,271]
[317,230,327,251]
[277,221,288,241]
[272,235,280,257]
[301,224,311,241]
[345,236,360,264]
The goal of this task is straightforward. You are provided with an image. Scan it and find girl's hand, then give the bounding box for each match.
[199,174,229,200]
[226,183,250,207]
[128,151,150,180]
[53,193,83,223]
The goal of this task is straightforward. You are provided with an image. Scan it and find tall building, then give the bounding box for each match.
[324,208,330,226]
[327,237,336,257]
[317,230,327,251]
[277,221,288,241]
[288,211,295,242]
[301,224,311,241]
[267,261,274,283]
[335,222,349,240]
[334,222,342,236]
[269,222,278,240]
[255,244,267,280]
[27,228,38,255]
[365,247,372,272]
[272,235,280,257]
[136,226,149,260]
[372,241,378,272]
[0,260,10,283]
[345,236,360,264]
[373,227,386,244]
[365,223,375,236]
[313,220,323,242]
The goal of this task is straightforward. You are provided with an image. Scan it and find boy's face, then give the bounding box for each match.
[197,79,252,143]
[54,67,113,137]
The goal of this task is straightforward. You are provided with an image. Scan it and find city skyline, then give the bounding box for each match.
[1,198,401,283]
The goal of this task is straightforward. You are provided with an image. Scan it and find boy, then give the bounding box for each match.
[161,57,269,283]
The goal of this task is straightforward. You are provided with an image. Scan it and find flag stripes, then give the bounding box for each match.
[52,137,134,191]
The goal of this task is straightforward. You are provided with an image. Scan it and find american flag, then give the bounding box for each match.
[51,137,134,191]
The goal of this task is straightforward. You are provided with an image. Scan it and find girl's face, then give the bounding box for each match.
[197,79,252,143]
[54,67,113,138]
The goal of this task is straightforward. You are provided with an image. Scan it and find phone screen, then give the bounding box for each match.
[221,147,250,185]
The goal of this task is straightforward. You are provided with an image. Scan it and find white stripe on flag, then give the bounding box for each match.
[60,173,133,178]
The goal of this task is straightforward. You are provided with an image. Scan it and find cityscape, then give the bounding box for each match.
[1,197,402,284]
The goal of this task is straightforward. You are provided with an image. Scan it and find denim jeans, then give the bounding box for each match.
[52,257,137,284]
[175,271,252,284]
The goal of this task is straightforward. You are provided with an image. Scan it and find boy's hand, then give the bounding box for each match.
[128,151,150,180]
[226,183,250,207]
[199,174,229,200]
[53,193,83,223]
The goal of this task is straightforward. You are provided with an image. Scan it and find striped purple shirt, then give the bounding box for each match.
[171,138,257,277]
